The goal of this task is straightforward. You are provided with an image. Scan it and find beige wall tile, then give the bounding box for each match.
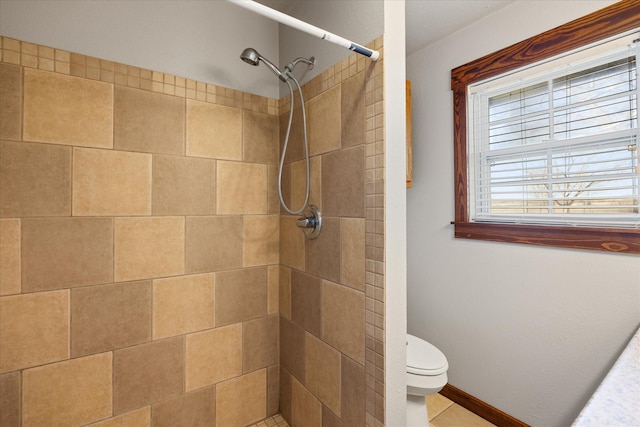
[341,355,366,426]
[305,216,341,283]
[115,86,185,155]
[279,216,304,271]
[0,371,20,427]
[280,317,305,384]
[0,290,69,373]
[291,270,322,337]
[279,266,291,319]
[22,353,112,427]
[114,217,184,282]
[280,162,292,211]
[0,141,71,217]
[289,156,322,210]
[279,104,305,163]
[243,215,279,267]
[0,219,20,295]
[215,267,267,326]
[243,315,278,373]
[322,406,343,427]
[322,145,365,217]
[0,63,21,140]
[305,333,341,416]
[279,368,292,422]
[341,218,366,291]
[151,387,215,427]
[216,369,267,427]
[310,156,323,209]
[113,337,184,414]
[185,324,242,391]
[267,265,279,315]
[90,407,151,427]
[217,161,267,214]
[21,217,113,291]
[267,365,279,417]
[152,155,215,215]
[186,100,242,160]
[71,281,151,357]
[290,159,307,212]
[341,72,366,148]
[307,85,341,156]
[23,69,113,148]
[73,148,152,216]
[322,281,365,364]
[185,216,242,273]
[291,377,321,427]
[153,273,214,339]
[267,164,280,214]
[243,110,279,164]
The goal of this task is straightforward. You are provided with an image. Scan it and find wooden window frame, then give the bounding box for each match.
[451,0,640,254]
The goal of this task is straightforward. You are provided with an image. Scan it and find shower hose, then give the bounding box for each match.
[278,72,310,215]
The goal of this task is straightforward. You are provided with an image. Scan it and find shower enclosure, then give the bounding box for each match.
[0,1,395,425]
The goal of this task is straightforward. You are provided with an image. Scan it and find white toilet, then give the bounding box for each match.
[406,334,449,426]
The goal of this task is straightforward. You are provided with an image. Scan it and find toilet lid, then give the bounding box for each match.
[406,334,448,376]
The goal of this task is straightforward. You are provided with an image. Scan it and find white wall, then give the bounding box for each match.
[406,1,639,426]
[384,2,407,425]
[0,0,280,98]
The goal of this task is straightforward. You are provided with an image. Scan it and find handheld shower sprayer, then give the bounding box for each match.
[240,47,288,82]
[240,48,315,82]
[239,47,321,238]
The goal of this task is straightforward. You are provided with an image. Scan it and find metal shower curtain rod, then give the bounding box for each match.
[227,0,380,61]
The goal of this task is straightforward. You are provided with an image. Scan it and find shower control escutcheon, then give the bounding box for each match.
[296,205,322,239]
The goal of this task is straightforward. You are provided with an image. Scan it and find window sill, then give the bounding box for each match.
[454,222,640,254]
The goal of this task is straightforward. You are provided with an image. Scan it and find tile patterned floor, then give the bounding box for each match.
[247,414,290,427]
[428,393,497,427]
[250,393,496,427]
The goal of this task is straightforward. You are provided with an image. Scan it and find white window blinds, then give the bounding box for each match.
[468,34,639,228]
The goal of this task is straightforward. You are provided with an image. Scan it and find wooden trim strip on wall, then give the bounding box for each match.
[440,384,530,427]
[406,79,413,188]
[451,0,640,89]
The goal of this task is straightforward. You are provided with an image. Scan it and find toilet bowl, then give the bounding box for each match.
[406,334,448,426]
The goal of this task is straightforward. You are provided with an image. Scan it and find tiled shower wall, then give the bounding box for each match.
[277,37,385,427]
[0,36,281,427]
[0,34,385,427]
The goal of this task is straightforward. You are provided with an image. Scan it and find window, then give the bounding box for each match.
[470,36,638,227]
[451,0,640,253]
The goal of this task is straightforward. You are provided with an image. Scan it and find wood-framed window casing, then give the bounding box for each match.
[451,0,640,254]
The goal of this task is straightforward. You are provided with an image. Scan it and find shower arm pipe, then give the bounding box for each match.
[228,0,380,61]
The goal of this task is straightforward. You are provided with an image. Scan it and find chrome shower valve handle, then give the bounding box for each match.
[296,205,322,239]
[296,217,313,228]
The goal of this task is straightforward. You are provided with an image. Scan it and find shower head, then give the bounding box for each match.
[240,47,288,82]
[240,47,260,66]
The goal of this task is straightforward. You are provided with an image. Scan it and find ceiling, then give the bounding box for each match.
[257,0,514,56]
[404,0,513,55]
